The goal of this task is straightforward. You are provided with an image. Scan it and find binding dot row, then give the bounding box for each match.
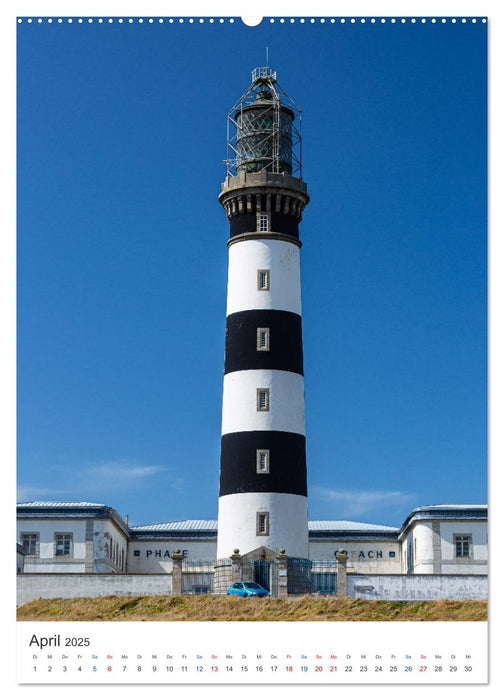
[17,18,234,25]
[17,17,487,25]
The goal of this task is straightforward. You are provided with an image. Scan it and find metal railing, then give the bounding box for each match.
[178,558,339,597]
[252,66,277,83]
[181,559,216,594]
[310,560,338,595]
[287,558,312,595]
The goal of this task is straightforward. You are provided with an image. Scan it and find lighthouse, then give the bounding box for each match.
[217,67,310,559]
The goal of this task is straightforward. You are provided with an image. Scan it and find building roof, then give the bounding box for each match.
[129,518,399,541]
[308,520,398,532]
[131,520,398,532]
[398,504,488,538]
[17,501,129,536]
[132,520,218,531]
[17,501,107,508]
[307,520,399,541]
[129,520,218,540]
[130,519,397,532]
[405,504,486,512]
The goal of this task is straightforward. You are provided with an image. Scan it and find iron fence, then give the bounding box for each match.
[181,559,216,594]
[287,558,312,594]
[310,560,338,595]
[179,558,339,597]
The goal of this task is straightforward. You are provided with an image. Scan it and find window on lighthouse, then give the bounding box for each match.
[257,512,270,536]
[259,213,269,232]
[257,269,270,291]
[257,328,270,351]
[257,388,270,411]
[256,449,270,473]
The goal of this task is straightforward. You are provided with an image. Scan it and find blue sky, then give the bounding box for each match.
[16,16,487,528]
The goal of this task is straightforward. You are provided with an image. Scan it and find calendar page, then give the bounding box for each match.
[17,621,488,683]
[11,0,491,694]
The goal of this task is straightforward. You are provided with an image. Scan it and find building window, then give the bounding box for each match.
[257,512,270,536]
[257,269,270,291]
[257,327,270,351]
[21,533,38,556]
[407,543,413,573]
[256,449,270,474]
[259,213,269,232]
[55,533,73,558]
[257,388,270,411]
[454,535,472,558]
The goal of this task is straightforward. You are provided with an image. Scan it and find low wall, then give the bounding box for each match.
[17,574,172,606]
[347,574,487,601]
[17,572,488,605]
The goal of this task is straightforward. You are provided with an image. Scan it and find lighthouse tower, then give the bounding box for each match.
[217,67,310,559]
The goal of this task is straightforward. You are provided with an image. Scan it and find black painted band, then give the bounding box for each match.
[229,212,256,237]
[229,212,299,239]
[219,431,307,497]
[225,310,303,375]
[227,194,301,240]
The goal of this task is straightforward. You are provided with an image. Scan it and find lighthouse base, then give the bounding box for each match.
[216,492,309,560]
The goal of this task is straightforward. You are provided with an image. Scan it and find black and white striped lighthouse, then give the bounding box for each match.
[217,67,310,559]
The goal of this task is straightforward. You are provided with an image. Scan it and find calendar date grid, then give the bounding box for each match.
[28,650,476,678]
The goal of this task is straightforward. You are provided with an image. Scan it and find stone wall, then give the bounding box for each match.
[347,573,487,601]
[17,574,172,606]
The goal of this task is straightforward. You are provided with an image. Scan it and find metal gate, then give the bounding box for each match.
[242,559,278,597]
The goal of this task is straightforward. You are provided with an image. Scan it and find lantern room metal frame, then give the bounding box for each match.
[224,67,303,178]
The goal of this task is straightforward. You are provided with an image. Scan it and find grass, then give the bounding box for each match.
[17,595,487,622]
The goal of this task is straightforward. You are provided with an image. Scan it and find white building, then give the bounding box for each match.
[17,501,487,577]
[17,502,129,573]
[398,504,488,574]
[17,543,26,573]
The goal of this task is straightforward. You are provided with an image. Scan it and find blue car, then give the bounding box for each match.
[227,581,269,598]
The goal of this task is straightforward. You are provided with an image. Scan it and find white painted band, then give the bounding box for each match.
[217,492,309,560]
[221,369,306,436]
[226,239,302,316]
